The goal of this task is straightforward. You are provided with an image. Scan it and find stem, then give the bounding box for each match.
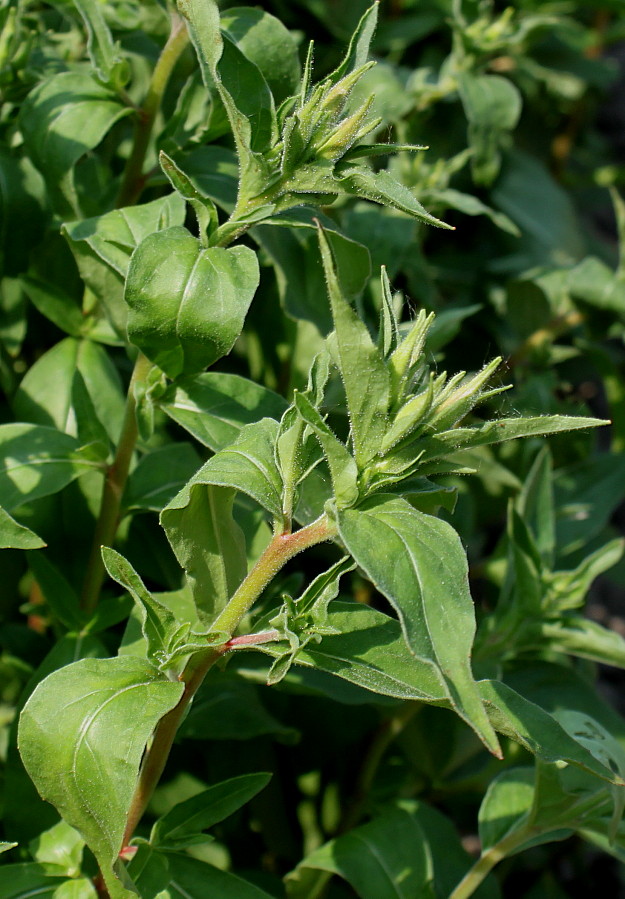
[122,514,336,845]
[80,353,153,616]
[449,828,529,899]
[116,13,189,208]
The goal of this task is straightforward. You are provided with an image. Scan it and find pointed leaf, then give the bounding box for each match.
[0,423,100,511]
[164,418,284,521]
[159,372,288,453]
[287,802,433,899]
[480,680,625,784]
[328,3,379,84]
[338,167,452,229]
[18,657,183,898]
[125,227,259,378]
[294,392,358,508]
[0,507,45,549]
[318,225,390,468]
[123,443,202,513]
[27,552,82,630]
[161,484,247,624]
[338,496,500,754]
[151,773,271,849]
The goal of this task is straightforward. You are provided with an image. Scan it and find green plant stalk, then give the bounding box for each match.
[79,353,153,616]
[122,513,336,846]
[116,12,189,208]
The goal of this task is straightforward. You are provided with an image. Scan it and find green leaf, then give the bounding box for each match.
[293,392,358,508]
[72,0,129,89]
[518,447,555,566]
[318,225,390,468]
[553,454,625,556]
[338,496,501,755]
[123,443,202,513]
[220,7,300,105]
[160,151,218,244]
[102,548,180,669]
[13,337,125,445]
[567,256,625,315]
[337,167,453,229]
[278,601,447,702]
[287,802,434,899]
[532,617,625,669]
[546,538,624,612]
[30,819,84,877]
[458,73,522,185]
[0,507,45,549]
[0,863,69,898]
[159,372,288,453]
[151,772,271,849]
[0,150,46,280]
[0,842,17,854]
[428,188,520,235]
[20,72,132,216]
[415,415,608,469]
[164,418,284,522]
[0,423,100,511]
[161,485,247,624]
[130,847,276,899]
[18,657,184,899]
[63,194,185,336]
[125,227,259,378]
[179,0,276,161]
[479,680,625,784]
[255,212,371,334]
[478,768,535,854]
[329,2,379,84]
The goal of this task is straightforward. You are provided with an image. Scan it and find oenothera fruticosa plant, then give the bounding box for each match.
[17,228,610,897]
[6,2,619,898]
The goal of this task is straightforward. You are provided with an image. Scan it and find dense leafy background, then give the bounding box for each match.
[1,0,625,896]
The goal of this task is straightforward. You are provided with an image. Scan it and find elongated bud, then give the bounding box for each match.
[428,357,502,431]
[389,309,435,401]
[381,375,435,453]
[313,97,375,161]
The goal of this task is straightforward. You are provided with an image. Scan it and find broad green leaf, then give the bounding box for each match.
[293,392,358,508]
[150,772,271,849]
[479,680,624,784]
[159,372,288,452]
[18,657,183,899]
[20,72,132,216]
[220,7,300,105]
[102,548,179,668]
[0,507,45,549]
[0,863,69,898]
[567,256,625,315]
[478,768,535,854]
[179,0,276,161]
[553,454,625,556]
[338,496,500,753]
[27,552,82,631]
[13,337,125,444]
[287,802,434,899]
[0,423,100,511]
[161,485,247,624]
[20,276,90,341]
[337,167,452,229]
[63,194,185,336]
[255,211,371,333]
[123,443,202,513]
[260,601,447,703]
[129,847,276,899]
[164,418,284,521]
[318,226,390,468]
[125,227,259,378]
[173,146,238,213]
[30,819,84,877]
[458,73,522,185]
[428,188,520,235]
[48,879,97,898]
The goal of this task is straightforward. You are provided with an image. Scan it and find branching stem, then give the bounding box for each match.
[122,514,336,845]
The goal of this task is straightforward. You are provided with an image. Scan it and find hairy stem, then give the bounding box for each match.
[116,12,189,207]
[80,353,153,616]
[122,514,336,845]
